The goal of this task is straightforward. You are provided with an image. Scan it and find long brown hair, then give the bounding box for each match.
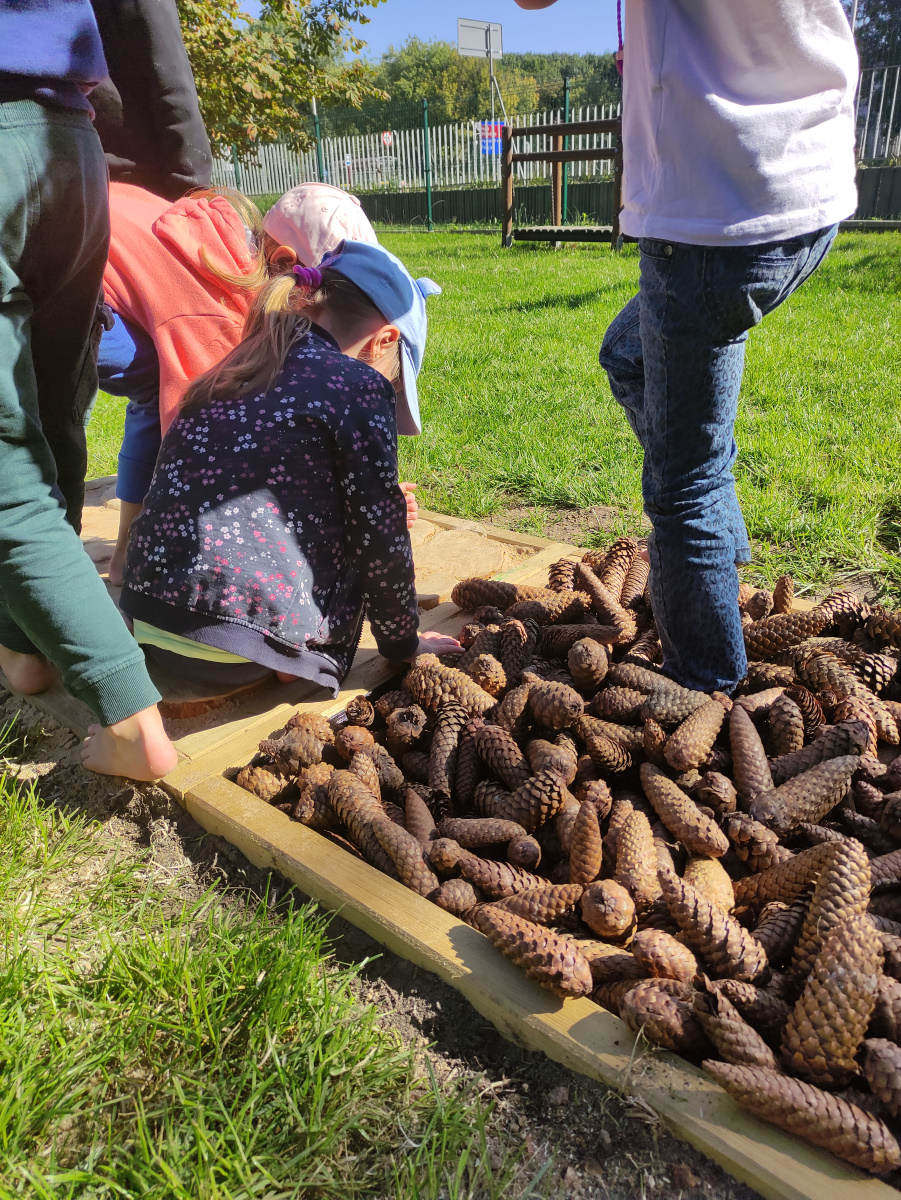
[181,268,399,413]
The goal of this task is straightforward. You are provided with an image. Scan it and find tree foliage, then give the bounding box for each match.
[175,0,386,158]
[843,0,901,68]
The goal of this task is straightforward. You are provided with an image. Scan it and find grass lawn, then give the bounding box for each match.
[0,727,535,1199]
[87,229,901,597]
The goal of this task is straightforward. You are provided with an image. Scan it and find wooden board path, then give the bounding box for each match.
[3,489,891,1200]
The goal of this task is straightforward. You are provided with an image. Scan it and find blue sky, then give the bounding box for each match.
[244,2,619,58]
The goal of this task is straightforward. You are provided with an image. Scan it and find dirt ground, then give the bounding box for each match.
[0,686,762,1200]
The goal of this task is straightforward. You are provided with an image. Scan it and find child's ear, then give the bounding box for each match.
[267,243,299,272]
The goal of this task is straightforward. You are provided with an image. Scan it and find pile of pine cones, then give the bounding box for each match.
[236,536,901,1177]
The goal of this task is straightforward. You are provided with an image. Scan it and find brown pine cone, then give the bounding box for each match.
[640,687,708,729]
[593,978,649,1016]
[236,763,293,803]
[797,653,898,742]
[862,1040,901,1119]
[494,681,534,739]
[528,680,584,729]
[694,771,738,816]
[294,763,337,830]
[712,979,791,1046]
[619,553,650,609]
[451,577,517,612]
[540,623,615,660]
[327,771,398,877]
[728,705,774,808]
[405,654,496,716]
[472,779,511,819]
[399,750,429,785]
[596,536,639,600]
[385,705,427,757]
[744,608,829,661]
[734,686,786,719]
[855,653,900,696]
[683,856,735,915]
[574,561,638,643]
[771,574,795,616]
[769,720,870,788]
[622,624,662,667]
[471,904,593,997]
[782,914,881,1087]
[749,754,860,836]
[433,877,482,917]
[733,840,832,910]
[404,786,437,845]
[724,811,792,873]
[567,638,610,694]
[285,710,335,744]
[576,712,645,751]
[869,847,901,891]
[374,690,415,720]
[783,685,825,738]
[866,609,901,650]
[751,900,806,966]
[664,700,726,773]
[472,723,531,791]
[259,727,324,776]
[437,816,527,848]
[621,979,710,1057]
[743,662,796,691]
[427,837,464,875]
[615,810,663,913]
[492,769,570,832]
[456,626,501,670]
[791,838,871,977]
[348,748,382,802]
[358,743,405,798]
[659,869,769,983]
[526,738,578,785]
[871,976,901,1042]
[703,1060,901,1175]
[499,618,539,687]
[333,724,375,762]
[880,931,901,979]
[744,589,774,621]
[588,686,646,723]
[448,716,482,810]
[463,652,507,698]
[692,977,778,1069]
[580,880,636,939]
[493,883,584,924]
[639,763,729,857]
[371,818,439,897]
[631,928,698,984]
[582,729,633,775]
[833,696,879,756]
[547,557,577,593]
[568,800,603,886]
[507,835,542,869]
[767,693,805,758]
[505,592,589,626]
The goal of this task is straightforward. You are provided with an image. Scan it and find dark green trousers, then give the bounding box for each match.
[0,100,159,724]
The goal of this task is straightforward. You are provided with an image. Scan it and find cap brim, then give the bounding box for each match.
[395,341,421,436]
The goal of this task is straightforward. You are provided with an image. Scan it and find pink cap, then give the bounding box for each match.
[262,183,378,266]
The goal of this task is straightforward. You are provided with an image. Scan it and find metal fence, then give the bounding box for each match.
[210,103,620,197]
[856,65,901,163]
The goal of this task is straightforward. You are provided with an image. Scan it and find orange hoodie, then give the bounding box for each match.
[103,182,256,434]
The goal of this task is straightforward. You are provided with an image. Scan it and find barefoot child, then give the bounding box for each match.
[119,242,457,688]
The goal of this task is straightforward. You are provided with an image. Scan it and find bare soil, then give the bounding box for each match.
[0,686,760,1200]
[486,504,651,548]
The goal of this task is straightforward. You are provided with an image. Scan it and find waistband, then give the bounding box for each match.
[0,96,93,128]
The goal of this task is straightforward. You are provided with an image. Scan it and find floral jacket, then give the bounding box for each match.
[120,326,420,691]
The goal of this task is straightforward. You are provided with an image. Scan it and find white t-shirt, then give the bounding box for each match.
[620,0,859,245]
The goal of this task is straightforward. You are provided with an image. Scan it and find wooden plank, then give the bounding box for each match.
[513,148,619,165]
[510,117,620,140]
[0,671,95,741]
[415,508,562,551]
[174,772,899,1200]
[513,226,613,243]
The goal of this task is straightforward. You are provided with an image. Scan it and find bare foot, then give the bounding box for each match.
[0,644,56,694]
[80,704,178,780]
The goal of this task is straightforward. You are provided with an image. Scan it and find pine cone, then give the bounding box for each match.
[744,589,774,621]
[733,840,833,909]
[729,705,774,807]
[769,720,869,787]
[471,904,593,997]
[580,880,636,939]
[507,835,542,870]
[744,608,829,661]
[547,558,577,593]
[692,977,778,1069]
[451,578,518,612]
[236,764,292,803]
[294,763,337,830]
[385,704,427,757]
[631,928,698,984]
[749,755,860,836]
[472,779,511,818]
[358,743,405,798]
[259,727,324,776]
[505,592,589,626]
[855,653,900,696]
[639,763,729,857]
[712,979,791,1046]
[433,877,482,917]
[333,724,375,762]
[405,654,496,716]
[437,816,527,848]
[540,623,615,660]
[472,724,531,791]
[871,975,901,1042]
[867,609,901,650]
[568,800,603,886]
[664,700,726,773]
[574,561,638,643]
[493,883,584,924]
[596,536,639,601]
[582,729,633,774]
[683,856,735,914]
[375,690,415,719]
[451,716,484,809]
[783,685,825,738]
[456,626,501,671]
[526,738,578,784]
[494,681,534,739]
[791,838,871,977]
[528,680,584,729]
[464,653,507,698]
[797,653,898,742]
[782,914,881,1087]
[869,846,901,891]
[498,618,539,691]
[833,697,879,756]
[327,770,397,877]
[615,810,663,913]
[404,786,437,845]
[492,769,570,832]
[619,554,651,609]
[751,900,806,965]
[372,818,439,897]
[744,662,796,690]
[724,812,792,874]
[566,638,610,694]
[428,837,463,875]
[768,693,805,758]
[621,979,710,1057]
[694,771,738,816]
[285,710,335,744]
[348,748,382,801]
[771,575,795,616]
[455,849,545,899]
[641,687,708,729]
[862,1040,901,1119]
[622,624,662,667]
[588,686,646,723]
[703,1061,901,1175]
[659,869,769,983]
[593,978,648,1016]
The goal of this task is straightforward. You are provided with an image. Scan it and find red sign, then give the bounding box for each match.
[381,130,394,147]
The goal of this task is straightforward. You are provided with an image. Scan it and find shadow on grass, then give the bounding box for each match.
[815,244,901,294]
[506,286,630,313]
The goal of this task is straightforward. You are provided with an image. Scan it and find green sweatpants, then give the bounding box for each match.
[0,99,160,725]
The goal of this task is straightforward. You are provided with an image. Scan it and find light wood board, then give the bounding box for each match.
[172,772,900,1200]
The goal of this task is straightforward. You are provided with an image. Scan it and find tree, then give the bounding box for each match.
[176,0,386,159]
[843,0,901,69]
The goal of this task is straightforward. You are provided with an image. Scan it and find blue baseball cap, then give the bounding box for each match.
[317,240,441,436]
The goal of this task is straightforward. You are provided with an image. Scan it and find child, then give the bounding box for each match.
[119,242,459,689]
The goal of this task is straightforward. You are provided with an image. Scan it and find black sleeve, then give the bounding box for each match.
[90,0,212,201]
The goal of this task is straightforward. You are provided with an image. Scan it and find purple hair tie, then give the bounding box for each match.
[292,265,322,289]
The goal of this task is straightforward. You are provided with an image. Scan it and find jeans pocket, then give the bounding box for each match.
[71,303,104,425]
[639,237,675,262]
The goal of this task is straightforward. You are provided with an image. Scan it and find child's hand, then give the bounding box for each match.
[400,481,418,529]
[409,630,463,660]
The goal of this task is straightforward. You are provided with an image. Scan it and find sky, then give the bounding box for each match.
[244,2,619,59]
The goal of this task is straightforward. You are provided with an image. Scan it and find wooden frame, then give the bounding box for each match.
[501,118,623,250]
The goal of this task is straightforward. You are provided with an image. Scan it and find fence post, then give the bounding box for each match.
[231,145,243,192]
[422,98,434,232]
[311,98,326,183]
[501,124,514,248]
[562,75,570,224]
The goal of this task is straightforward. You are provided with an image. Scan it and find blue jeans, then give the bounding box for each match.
[97,312,162,504]
[599,226,838,693]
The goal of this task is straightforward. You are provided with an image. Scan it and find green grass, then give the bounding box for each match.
[0,733,539,1199]
[86,230,901,595]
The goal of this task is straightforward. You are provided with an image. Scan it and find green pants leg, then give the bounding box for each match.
[0,100,159,724]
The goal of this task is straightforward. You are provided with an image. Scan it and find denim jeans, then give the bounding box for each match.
[599,226,838,693]
[97,312,162,504]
